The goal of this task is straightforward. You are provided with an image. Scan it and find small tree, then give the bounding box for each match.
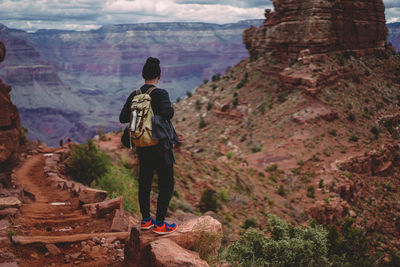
[199,188,219,212]
[66,139,111,185]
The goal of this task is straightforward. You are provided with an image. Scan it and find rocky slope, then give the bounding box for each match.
[168,0,400,260]
[0,41,21,188]
[0,20,263,146]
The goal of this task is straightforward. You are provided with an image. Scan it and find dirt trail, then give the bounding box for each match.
[10,153,124,266]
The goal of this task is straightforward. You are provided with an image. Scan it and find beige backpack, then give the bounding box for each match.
[129,86,159,148]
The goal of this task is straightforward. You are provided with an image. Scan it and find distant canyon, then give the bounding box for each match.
[0,21,398,145]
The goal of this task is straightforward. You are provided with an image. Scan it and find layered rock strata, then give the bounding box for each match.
[243,0,388,62]
[0,41,21,188]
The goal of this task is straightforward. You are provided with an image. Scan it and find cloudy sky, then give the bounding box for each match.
[0,0,399,32]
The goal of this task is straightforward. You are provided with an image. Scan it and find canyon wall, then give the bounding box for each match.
[243,0,388,63]
[0,41,21,188]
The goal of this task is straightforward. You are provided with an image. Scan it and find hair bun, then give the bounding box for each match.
[146,57,160,65]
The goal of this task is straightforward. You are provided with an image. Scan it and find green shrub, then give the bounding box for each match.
[243,217,258,229]
[96,165,139,213]
[236,73,248,89]
[207,102,213,110]
[349,135,359,142]
[20,127,28,145]
[199,188,219,212]
[195,100,202,111]
[199,117,207,129]
[348,113,356,122]
[203,79,209,84]
[277,185,285,196]
[277,91,288,103]
[225,215,329,267]
[226,151,233,160]
[326,217,372,266]
[250,144,263,153]
[66,139,112,186]
[233,97,239,107]
[218,190,229,202]
[211,74,221,82]
[176,97,181,103]
[265,164,278,172]
[307,186,315,198]
[186,91,193,98]
[370,126,379,138]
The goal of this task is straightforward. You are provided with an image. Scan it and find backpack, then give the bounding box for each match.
[129,86,159,148]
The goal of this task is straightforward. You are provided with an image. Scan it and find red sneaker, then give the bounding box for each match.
[152,222,178,235]
[140,218,155,230]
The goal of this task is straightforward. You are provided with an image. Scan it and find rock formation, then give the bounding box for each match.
[0,41,21,188]
[125,216,222,266]
[243,0,388,63]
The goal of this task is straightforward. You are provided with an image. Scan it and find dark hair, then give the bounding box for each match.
[142,57,161,80]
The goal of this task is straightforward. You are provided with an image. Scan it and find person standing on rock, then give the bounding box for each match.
[119,57,178,234]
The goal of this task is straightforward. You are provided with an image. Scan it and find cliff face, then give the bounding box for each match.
[243,0,388,62]
[0,41,21,188]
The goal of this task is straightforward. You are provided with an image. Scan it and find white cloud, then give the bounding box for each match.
[0,0,398,31]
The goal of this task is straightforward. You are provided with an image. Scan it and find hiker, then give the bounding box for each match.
[119,57,178,234]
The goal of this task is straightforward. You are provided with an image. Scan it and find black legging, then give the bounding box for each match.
[137,146,174,222]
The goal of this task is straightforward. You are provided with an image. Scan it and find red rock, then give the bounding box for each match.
[78,187,107,204]
[110,209,129,232]
[149,238,209,267]
[0,208,19,219]
[45,244,62,255]
[125,216,222,266]
[82,197,123,218]
[243,0,387,63]
[0,197,22,209]
[0,42,21,188]
[309,197,350,224]
[335,144,399,175]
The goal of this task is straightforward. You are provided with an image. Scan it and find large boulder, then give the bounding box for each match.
[149,239,209,267]
[125,216,222,267]
[243,0,388,63]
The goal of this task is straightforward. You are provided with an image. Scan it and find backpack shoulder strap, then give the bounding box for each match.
[135,89,142,95]
[145,86,157,95]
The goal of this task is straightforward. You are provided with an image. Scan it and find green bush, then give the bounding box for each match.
[348,113,356,122]
[95,165,139,213]
[199,117,207,129]
[186,91,193,98]
[243,217,258,229]
[199,188,219,213]
[277,185,285,196]
[326,217,372,266]
[66,139,112,186]
[307,185,315,198]
[265,164,278,172]
[225,215,329,267]
[236,73,248,89]
[370,126,379,138]
[195,100,202,111]
[20,127,28,145]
